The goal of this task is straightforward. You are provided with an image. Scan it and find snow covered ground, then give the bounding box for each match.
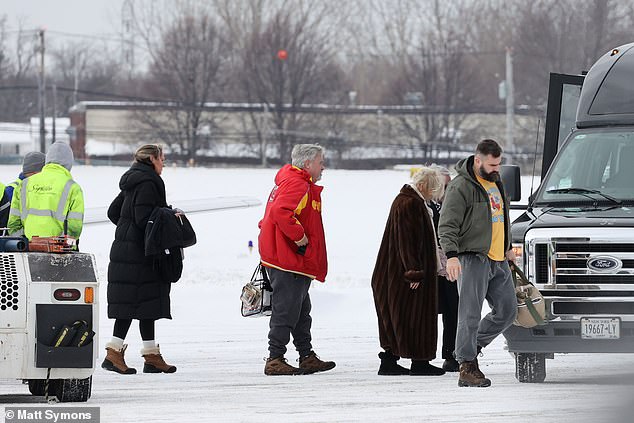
[0,164,633,423]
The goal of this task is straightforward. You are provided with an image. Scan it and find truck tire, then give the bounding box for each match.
[27,379,46,396]
[515,352,546,383]
[51,377,92,402]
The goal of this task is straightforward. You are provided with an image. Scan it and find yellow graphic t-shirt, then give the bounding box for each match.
[475,174,505,261]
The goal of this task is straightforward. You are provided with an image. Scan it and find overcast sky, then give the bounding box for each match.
[3,0,124,37]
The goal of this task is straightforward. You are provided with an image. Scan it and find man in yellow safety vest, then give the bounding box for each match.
[8,142,84,241]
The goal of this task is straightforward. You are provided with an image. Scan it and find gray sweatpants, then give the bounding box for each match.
[267,267,313,358]
[454,254,517,363]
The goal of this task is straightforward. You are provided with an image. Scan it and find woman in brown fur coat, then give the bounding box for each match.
[371,167,445,376]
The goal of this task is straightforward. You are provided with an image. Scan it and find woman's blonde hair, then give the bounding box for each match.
[134,144,163,166]
[411,166,444,200]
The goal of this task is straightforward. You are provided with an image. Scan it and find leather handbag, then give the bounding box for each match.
[509,261,546,328]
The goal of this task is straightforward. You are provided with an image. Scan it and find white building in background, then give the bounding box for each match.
[0,118,70,159]
[0,122,32,157]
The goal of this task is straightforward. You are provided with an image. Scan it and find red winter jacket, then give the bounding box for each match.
[258,164,328,282]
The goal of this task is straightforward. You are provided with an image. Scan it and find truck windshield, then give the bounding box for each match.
[536,129,634,205]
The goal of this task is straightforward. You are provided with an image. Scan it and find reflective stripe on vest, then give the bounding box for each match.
[20,178,83,225]
[3,181,19,213]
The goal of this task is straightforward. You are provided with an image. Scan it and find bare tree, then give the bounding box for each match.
[218,0,349,162]
[356,0,485,149]
[0,18,37,122]
[130,1,230,162]
[513,0,634,106]
[48,41,122,116]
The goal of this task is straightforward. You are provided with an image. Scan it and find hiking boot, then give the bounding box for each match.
[458,361,491,387]
[101,343,136,375]
[299,351,336,373]
[377,351,409,376]
[141,345,177,373]
[442,358,460,372]
[264,356,306,376]
[410,360,445,376]
[473,345,485,378]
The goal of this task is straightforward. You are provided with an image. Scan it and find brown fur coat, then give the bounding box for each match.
[371,184,439,360]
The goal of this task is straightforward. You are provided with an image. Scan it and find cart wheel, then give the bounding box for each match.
[27,379,46,396]
[51,377,92,402]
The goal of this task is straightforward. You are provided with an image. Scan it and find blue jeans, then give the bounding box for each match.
[454,254,516,363]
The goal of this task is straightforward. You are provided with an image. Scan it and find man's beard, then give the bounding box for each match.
[478,166,499,182]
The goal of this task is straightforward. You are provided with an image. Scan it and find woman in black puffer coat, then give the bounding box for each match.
[102,144,178,375]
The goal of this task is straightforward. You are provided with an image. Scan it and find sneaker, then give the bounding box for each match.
[458,361,491,387]
[299,351,336,374]
[410,360,445,376]
[264,356,306,376]
[442,358,460,372]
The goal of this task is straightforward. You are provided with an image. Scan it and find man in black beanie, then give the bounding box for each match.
[0,151,46,229]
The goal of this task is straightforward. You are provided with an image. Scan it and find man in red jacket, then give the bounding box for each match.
[258,144,335,375]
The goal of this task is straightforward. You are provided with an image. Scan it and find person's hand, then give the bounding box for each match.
[295,234,308,246]
[446,257,461,282]
[506,249,516,263]
[409,282,420,290]
[174,208,185,217]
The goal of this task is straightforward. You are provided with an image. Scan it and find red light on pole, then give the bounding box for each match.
[277,49,288,60]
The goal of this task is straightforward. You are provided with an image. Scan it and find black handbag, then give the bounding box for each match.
[154,247,184,283]
[240,264,272,317]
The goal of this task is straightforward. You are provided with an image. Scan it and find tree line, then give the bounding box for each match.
[1,0,633,161]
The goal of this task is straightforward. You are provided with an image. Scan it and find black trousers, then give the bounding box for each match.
[437,275,459,360]
[267,267,313,358]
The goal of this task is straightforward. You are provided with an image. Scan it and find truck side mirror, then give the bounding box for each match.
[501,165,521,201]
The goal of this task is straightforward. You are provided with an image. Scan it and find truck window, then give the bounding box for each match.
[589,51,634,115]
[558,84,582,149]
[537,129,634,203]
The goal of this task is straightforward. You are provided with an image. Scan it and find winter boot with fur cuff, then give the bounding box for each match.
[141,345,177,373]
[377,351,410,376]
[102,343,137,375]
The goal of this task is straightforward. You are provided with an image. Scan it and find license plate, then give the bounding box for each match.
[580,317,620,339]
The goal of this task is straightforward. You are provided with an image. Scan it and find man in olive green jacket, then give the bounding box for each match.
[438,139,517,388]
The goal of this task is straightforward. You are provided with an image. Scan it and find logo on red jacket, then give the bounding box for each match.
[268,185,279,203]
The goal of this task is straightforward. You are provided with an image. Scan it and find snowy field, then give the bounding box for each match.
[0,164,633,423]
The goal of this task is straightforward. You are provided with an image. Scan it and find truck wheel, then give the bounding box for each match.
[515,353,546,383]
[52,377,92,402]
[27,379,46,396]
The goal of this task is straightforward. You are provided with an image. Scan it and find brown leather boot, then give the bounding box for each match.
[299,351,336,374]
[141,345,177,373]
[264,356,306,375]
[102,343,136,374]
[458,361,491,387]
